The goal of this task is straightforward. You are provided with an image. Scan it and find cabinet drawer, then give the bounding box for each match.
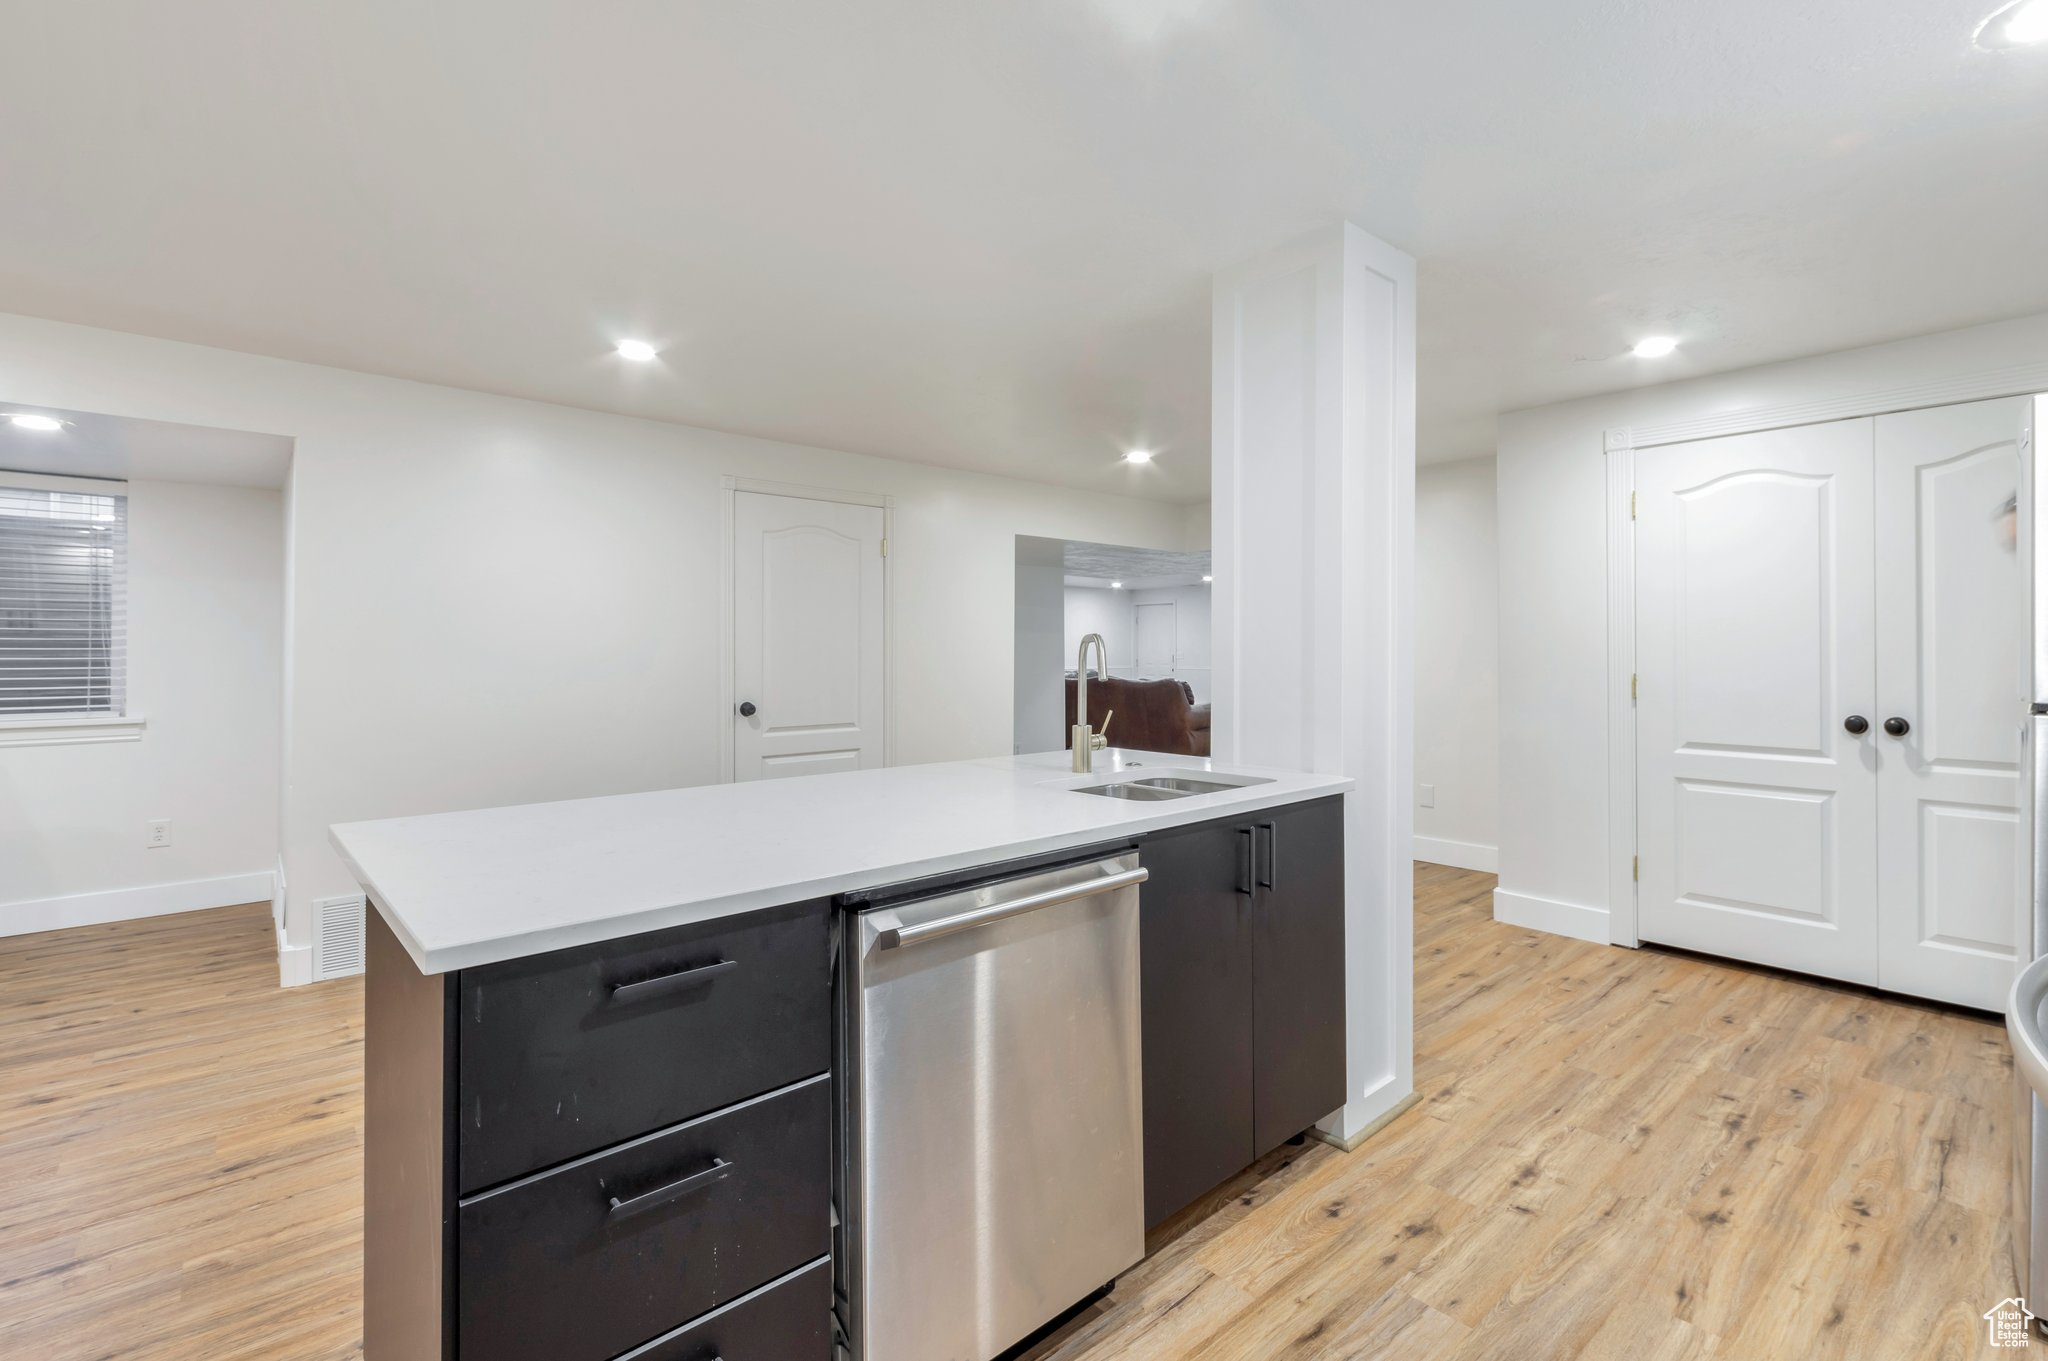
[456,1076,830,1361]
[614,1257,831,1360]
[458,899,829,1193]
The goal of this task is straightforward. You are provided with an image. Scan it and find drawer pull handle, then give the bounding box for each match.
[606,1157,732,1219]
[609,958,738,1005]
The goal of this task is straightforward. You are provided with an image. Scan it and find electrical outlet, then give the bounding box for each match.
[146,818,171,848]
[1418,784,1436,809]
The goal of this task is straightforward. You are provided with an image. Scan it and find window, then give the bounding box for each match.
[0,484,127,715]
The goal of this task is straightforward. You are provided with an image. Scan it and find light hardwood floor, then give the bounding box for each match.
[0,901,364,1360]
[1027,863,2024,1360]
[0,866,2024,1359]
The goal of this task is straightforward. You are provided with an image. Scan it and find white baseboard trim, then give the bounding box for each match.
[1313,1089,1422,1153]
[278,927,313,988]
[0,870,276,940]
[1414,836,1498,873]
[1493,887,1611,945]
[1318,1070,1417,1146]
[271,858,311,987]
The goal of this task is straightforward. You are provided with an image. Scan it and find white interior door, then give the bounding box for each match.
[1873,397,2026,1010]
[1135,601,1176,676]
[731,491,886,781]
[1636,418,1880,982]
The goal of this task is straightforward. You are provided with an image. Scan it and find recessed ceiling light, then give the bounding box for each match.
[615,339,660,362]
[1124,449,1154,464]
[1111,581,1124,589]
[1979,0,2048,46]
[7,413,64,432]
[1631,336,1679,359]
[1202,574,1213,583]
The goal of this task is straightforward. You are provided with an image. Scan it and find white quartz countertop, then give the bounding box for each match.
[330,750,1351,974]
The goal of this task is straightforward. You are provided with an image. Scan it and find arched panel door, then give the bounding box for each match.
[732,491,886,781]
[1635,418,1879,982]
[1873,397,2026,1010]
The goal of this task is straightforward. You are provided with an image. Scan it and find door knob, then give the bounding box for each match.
[1883,716,1910,737]
[738,701,757,717]
[1843,715,1869,735]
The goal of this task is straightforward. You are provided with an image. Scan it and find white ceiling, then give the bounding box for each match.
[0,404,293,487]
[0,2,2042,502]
[1063,539,1211,589]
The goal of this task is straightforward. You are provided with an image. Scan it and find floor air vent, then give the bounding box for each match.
[312,894,367,980]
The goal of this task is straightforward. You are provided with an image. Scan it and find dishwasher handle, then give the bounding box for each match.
[2012,952,2048,1101]
[875,866,1148,950]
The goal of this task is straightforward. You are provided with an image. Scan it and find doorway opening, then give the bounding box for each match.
[1013,536,1211,758]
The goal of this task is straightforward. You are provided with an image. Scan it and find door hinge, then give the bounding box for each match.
[1631,673,1638,701]
[1632,855,1639,882]
[1630,491,1638,519]
[880,538,889,558]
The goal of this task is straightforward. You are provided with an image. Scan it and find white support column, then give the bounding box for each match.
[1211,222,1416,1143]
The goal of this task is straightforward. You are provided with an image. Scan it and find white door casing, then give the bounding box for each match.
[1872,397,2025,1010]
[731,490,887,782]
[1636,418,1881,983]
[2021,397,2045,981]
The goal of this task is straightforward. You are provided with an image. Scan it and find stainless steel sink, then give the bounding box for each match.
[1126,776,1252,794]
[1071,771,1275,801]
[1073,781,1192,801]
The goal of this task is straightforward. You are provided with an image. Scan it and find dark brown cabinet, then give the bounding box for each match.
[615,1258,832,1360]
[456,1077,830,1361]
[1137,795,1346,1228]
[365,900,834,1361]
[1249,798,1348,1156]
[1137,818,1256,1228]
[456,899,830,1195]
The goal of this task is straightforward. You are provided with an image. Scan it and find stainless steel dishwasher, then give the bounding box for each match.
[836,848,1148,1361]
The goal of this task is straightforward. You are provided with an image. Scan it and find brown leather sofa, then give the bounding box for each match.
[1064,675,1211,758]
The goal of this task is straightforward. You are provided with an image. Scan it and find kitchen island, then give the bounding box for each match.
[336,749,1353,1361]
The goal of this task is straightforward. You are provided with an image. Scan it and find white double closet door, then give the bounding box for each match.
[1636,397,2026,1010]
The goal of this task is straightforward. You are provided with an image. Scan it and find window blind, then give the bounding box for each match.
[0,485,127,715]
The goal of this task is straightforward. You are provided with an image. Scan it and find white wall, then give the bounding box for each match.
[0,479,282,931]
[1013,537,1066,754]
[1414,457,1498,872]
[1497,310,2048,942]
[1063,587,1136,671]
[0,312,1185,967]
